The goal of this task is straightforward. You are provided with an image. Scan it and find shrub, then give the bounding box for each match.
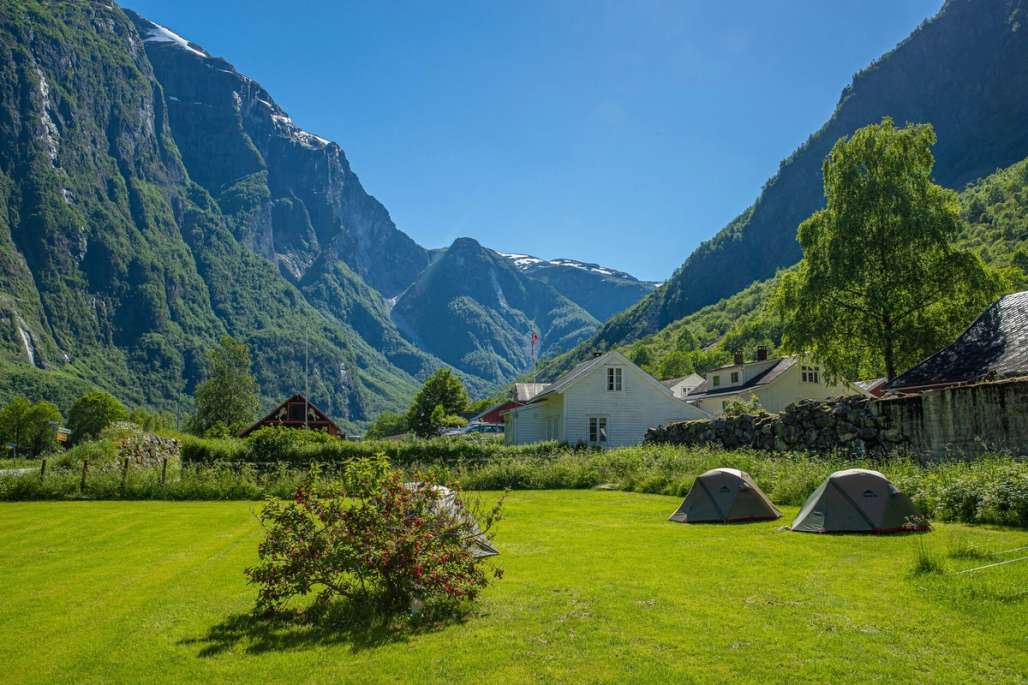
[246,455,503,618]
[244,426,338,462]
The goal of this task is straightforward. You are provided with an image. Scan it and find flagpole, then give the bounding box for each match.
[304,328,310,430]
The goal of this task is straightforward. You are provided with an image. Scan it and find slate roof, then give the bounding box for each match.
[888,291,1028,390]
[514,383,550,402]
[685,357,797,400]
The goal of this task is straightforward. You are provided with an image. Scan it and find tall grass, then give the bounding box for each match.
[2,445,1025,527]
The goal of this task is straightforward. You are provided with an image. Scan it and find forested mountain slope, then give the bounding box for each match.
[392,238,599,384]
[536,155,1028,383]
[0,2,453,428]
[548,0,1028,369]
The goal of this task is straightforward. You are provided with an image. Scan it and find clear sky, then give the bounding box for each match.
[127,0,941,281]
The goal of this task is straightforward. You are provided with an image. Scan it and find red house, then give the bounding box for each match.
[239,394,344,438]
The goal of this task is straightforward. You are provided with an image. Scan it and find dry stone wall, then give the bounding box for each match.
[646,396,902,455]
[647,379,1028,457]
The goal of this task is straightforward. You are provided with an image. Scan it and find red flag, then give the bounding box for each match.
[531,330,539,360]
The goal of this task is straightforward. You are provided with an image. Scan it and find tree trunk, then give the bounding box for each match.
[883,315,897,381]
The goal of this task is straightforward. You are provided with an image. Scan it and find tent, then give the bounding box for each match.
[668,468,781,523]
[790,469,928,534]
[404,483,499,557]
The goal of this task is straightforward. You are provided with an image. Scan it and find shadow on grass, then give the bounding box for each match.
[182,600,466,657]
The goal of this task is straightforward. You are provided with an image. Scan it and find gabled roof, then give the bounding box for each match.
[239,393,342,437]
[530,351,618,401]
[514,383,549,402]
[661,373,705,388]
[889,291,1028,390]
[527,350,677,403]
[685,357,797,400]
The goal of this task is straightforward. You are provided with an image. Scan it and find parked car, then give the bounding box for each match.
[441,421,504,437]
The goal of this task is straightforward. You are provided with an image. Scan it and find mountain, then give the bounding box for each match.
[496,252,657,321]
[553,0,1028,365]
[0,1,453,428]
[539,153,1028,384]
[391,238,599,384]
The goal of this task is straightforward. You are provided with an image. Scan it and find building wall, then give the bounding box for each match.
[694,363,852,416]
[562,361,705,448]
[505,396,563,445]
[877,379,1028,456]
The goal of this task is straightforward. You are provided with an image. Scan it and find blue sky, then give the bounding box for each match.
[127,1,941,281]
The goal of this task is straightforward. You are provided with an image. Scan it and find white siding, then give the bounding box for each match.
[505,396,563,444]
[562,361,705,447]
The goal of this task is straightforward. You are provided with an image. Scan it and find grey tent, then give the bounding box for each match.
[404,483,499,557]
[791,469,928,534]
[669,468,782,523]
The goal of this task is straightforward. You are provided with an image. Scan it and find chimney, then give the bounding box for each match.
[756,346,769,361]
[733,350,744,365]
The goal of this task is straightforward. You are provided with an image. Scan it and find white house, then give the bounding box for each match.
[504,351,708,447]
[684,349,860,416]
[661,373,706,399]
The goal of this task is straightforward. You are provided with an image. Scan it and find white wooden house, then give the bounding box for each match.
[684,349,859,416]
[504,351,708,447]
[661,373,706,398]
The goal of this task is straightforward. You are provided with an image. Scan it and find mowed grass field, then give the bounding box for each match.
[1,492,1026,684]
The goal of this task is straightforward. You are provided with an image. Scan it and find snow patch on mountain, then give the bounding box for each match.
[496,252,637,281]
[143,22,207,57]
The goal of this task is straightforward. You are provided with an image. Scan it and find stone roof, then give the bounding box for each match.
[685,358,796,400]
[888,291,1028,390]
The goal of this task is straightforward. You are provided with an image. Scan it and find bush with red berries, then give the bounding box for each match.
[246,455,503,617]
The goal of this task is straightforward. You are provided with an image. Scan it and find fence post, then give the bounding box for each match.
[80,460,88,493]
[120,457,129,496]
[39,458,47,481]
[160,457,168,486]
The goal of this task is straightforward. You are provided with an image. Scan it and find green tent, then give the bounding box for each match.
[791,469,928,534]
[669,468,781,523]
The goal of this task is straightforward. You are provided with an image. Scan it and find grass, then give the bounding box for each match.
[1,492,1026,683]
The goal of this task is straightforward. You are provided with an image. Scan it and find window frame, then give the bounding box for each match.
[730,371,739,384]
[588,416,608,444]
[712,375,721,387]
[606,367,623,392]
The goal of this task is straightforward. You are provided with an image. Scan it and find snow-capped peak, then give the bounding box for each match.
[143,22,207,58]
[495,251,639,281]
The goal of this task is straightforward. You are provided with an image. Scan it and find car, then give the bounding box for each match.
[440,421,504,436]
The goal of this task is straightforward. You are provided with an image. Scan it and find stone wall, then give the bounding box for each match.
[645,396,902,455]
[876,378,1028,456]
[646,378,1028,457]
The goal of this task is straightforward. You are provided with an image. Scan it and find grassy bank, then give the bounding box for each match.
[0,493,1025,684]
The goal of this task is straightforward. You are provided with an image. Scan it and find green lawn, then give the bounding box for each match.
[1,492,1026,684]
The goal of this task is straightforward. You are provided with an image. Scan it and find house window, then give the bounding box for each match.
[802,365,820,384]
[712,375,720,387]
[588,417,607,444]
[607,367,622,391]
[730,371,739,384]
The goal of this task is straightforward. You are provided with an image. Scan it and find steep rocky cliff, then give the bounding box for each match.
[0,1,444,427]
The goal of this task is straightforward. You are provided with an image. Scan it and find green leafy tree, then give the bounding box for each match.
[407,368,469,438]
[364,411,410,439]
[0,397,63,457]
[189,336,260,437]
[68,391,128,444]
[772,118,1000,380]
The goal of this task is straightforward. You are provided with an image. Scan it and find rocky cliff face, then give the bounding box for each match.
[392,238,599,383]
[573,0,1028,355]
[0,1,446,427]
[124,11,429,299]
